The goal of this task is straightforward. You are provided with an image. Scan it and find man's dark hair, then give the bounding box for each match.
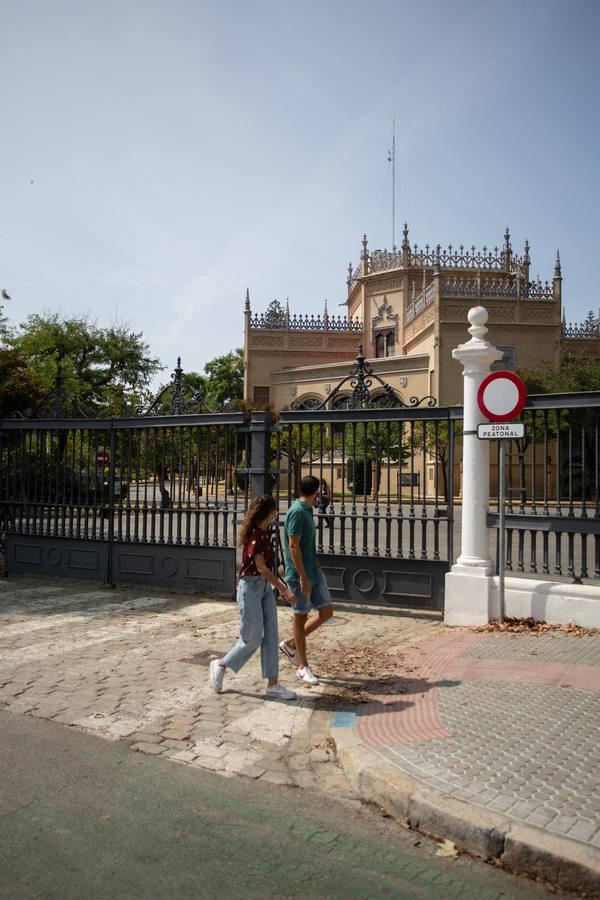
[299,475,320,497]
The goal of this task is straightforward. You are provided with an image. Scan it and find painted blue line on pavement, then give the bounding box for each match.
[332,711,357,728]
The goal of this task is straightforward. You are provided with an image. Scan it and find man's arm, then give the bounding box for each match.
[288,534,311,598]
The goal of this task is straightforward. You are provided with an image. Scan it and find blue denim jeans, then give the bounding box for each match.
[222,577,279,679]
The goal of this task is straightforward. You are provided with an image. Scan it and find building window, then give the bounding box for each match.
[491,347,517,372]
[375,331,395,358]
[253,386,270,404]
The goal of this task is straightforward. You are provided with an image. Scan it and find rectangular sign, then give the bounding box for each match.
[477,422,525,440]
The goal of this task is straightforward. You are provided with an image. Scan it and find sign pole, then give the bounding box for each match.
[498,440,506,623]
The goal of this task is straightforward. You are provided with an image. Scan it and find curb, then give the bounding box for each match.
[332,725,600,896]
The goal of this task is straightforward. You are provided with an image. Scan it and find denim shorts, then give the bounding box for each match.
[287,570,332,615]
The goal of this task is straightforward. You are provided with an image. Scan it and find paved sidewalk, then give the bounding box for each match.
[332,627,600,894]
[0,576,439,795]
[2,576,599,893]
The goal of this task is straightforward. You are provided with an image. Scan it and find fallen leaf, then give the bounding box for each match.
[435,839,458,858]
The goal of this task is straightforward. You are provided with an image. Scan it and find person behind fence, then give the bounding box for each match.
[209,495,297,700]
[279,475,333,685]
[317,478,333,527]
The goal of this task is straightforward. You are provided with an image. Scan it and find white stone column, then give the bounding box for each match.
[444,306,503,625]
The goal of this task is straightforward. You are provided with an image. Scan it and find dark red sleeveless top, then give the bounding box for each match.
[239,527,274,577]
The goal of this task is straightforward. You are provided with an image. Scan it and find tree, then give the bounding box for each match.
[1,289,12,341]
[263,299,285,328]
[518,351,600,498]
[9,313,163,416]
[0,349,41,418]
[203,349,244,408]
[519,350,600,394]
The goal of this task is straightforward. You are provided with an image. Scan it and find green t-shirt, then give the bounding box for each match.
[283,499,318,583]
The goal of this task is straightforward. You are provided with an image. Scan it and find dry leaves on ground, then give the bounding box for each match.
[313,640,423,706]
[475,617,599,637]
[435,839,458,858]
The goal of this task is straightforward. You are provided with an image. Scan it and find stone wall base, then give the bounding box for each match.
[445,569,600,628]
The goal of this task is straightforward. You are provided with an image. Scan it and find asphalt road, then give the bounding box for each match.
[0,710,572,900]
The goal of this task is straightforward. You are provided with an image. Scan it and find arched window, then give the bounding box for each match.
[292,395,323,410]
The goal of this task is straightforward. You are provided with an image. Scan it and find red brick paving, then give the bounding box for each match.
[357,630,600,749]
[357,632,482,747]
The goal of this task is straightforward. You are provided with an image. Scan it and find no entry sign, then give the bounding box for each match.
[477,371,527,423]
[96,450,111,467]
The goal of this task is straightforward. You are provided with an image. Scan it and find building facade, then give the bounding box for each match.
[244,226,600,410]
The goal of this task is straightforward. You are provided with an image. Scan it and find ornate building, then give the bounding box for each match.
[243,226,600,409]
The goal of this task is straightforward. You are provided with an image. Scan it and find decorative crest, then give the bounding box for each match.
[292,346,436,410]
[138,358,206,416]
[12,361,92,419]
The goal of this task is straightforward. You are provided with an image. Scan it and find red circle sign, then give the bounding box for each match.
[477,371,527,423]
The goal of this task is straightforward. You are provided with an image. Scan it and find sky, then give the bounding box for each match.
[1,0,599,383]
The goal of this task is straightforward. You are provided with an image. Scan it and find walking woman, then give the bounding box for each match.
[209,495,297,700]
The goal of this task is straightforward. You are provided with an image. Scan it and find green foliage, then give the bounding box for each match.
[202,348,244,407]
[519,351,600,394]
[263,299,285,328]
[0,349,42,417]
[9,313,163,416]
[1,289,12,341]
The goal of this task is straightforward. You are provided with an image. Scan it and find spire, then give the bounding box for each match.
[554,249,561,277]
[361,234,369,276]
[285,297,290,316]
[523,240,530,265]
[553,249,562,303]
[401,222,410,265]
[245,287,250,311]
[502,226,512,269]
[323,298,328,316]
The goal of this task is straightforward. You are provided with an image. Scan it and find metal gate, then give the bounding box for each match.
[1,405,460,610]
[273,405,461,611]
[0,412,250,596]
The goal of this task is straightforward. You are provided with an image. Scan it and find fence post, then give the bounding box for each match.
[249,411,274,499]
[445,306,503,625]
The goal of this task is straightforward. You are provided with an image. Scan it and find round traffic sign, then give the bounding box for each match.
[477,371,527,423]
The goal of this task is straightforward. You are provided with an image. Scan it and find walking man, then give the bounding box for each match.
[279,475,333,685]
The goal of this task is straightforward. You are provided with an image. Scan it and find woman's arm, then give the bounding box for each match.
[255,554,295,603]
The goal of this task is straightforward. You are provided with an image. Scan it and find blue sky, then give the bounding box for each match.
[1,0,599,380]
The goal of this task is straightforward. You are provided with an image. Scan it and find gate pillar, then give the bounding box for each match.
[249,411,274,499]
[445,307,503,625]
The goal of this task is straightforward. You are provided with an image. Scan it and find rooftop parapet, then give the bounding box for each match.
[348,225,536,290]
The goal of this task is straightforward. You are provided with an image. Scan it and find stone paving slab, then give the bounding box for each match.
[333,628,600,894]
[0,575,440,802]
[463,633,600,665]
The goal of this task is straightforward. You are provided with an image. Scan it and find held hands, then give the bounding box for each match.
[300,576,312,599]
[278,579,296,605]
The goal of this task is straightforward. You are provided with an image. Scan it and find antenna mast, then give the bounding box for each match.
[387,117,396,250]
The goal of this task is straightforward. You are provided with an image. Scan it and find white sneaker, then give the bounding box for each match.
[296,665,319,685]
[209,658,225,693]
[266,682,297,701]
[279,640,298,666]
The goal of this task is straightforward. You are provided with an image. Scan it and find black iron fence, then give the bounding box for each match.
[488,392,600,583]
[1,391,598,602]
[0,413,250,594]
